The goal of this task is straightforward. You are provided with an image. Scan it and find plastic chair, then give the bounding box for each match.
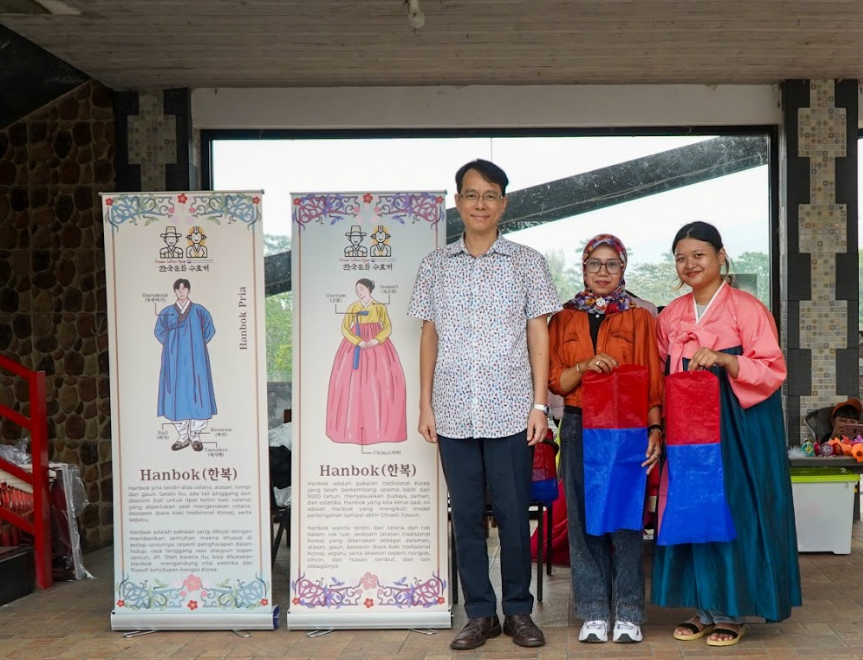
[804,406,835,443]
[270,492,291,566]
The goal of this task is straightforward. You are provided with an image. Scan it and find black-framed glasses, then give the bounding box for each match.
[459,192,504,204]
[584,258,623,274]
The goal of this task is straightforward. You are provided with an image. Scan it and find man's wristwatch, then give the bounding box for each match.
[533,404,550,414]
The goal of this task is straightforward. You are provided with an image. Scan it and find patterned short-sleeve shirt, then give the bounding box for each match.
[407,235,561,439]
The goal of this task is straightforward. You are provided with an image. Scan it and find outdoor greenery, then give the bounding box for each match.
[544,248,771,309]
[264,234,863,382]
[264,235,292,382]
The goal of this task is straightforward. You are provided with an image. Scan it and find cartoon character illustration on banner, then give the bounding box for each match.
[344,225,369,257]
[159,226,184,259]
[326,278,407,445]
[186,226,209,258]
[155,278,218,451]
[370,225,392,257]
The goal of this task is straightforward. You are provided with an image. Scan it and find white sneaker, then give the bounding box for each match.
[578,620,608,643]
[613,620,643,643]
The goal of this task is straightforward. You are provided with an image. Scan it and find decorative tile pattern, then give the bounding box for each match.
[126,91,177,192]
[798,81,846,160]
[799,301,847,350]
[786,79,858,441]
[798,204,847,256]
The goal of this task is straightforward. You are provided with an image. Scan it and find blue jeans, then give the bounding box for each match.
[697,610,742,625]
[560,409,646,624]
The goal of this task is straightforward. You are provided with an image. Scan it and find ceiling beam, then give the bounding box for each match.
[0,24,89,129]
[446,135,768,241]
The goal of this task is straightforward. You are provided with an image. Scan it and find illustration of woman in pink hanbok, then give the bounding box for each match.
[326,278,407,445]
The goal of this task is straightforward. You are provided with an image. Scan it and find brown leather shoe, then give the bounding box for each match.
[504,614,546,647]
[450,615,502,650]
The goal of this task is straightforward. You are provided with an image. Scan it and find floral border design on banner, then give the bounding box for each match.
[115,573,270,611]
[188,193,261,227]
[104,193,262,233]
[374,193,444,227]
[291,572,446,609]
[292,194,362,230]
[105,195,176,232]
[376,572,446,609]
[291,574,364,609]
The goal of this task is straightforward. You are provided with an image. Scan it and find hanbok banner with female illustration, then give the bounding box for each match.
[289,191,448,630]
[102,192,275,631]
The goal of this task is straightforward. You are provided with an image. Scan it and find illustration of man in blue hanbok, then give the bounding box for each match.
[155,278,217,451]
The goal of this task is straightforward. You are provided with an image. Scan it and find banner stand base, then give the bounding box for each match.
[112,609,278,631]
[288,610,451,630]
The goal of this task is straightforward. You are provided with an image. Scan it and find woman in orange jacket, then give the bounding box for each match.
[548,234,663,644]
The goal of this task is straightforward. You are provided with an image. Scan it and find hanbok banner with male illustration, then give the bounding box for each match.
[102,192,275,630]
[289,191,448,630]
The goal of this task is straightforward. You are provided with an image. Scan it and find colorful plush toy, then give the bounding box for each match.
[826,436,863,462]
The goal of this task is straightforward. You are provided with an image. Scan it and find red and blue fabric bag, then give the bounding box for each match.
[582,364,649,536]
[656,370,736,545]
[530,430,560,504]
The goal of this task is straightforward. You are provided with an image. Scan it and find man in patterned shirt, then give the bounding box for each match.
[408,159,561,650]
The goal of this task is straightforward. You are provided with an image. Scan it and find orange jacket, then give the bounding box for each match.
[548,306,663,410]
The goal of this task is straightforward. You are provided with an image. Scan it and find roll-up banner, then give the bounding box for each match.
[102,191,275,630]
[288,191,449,630]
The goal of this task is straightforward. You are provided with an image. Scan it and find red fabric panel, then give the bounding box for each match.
[582,364,649,429]
[664,371,721,445]
[532,440,557,482]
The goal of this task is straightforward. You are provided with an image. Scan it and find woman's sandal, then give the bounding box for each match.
[672,621,715,641]
[705,626,746,647]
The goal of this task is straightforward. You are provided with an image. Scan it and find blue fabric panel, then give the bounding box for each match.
[583,427,647,535]
[658,443,736,546]
[530,478,559,504]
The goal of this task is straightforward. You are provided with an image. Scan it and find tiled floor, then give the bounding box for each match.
[1,522,863,659]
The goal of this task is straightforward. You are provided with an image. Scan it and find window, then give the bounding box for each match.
[209,131,773,382]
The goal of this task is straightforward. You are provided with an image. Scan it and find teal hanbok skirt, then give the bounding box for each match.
[651,347,802,621]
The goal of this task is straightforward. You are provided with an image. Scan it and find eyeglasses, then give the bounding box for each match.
[459,192,504,204]
[584,258,623,274]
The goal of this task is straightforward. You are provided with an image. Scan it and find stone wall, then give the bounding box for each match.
[0,80,115,549]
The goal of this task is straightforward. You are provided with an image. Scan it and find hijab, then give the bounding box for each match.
[564,233,635,315]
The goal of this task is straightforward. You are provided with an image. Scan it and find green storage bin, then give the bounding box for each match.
[790,467,859,483]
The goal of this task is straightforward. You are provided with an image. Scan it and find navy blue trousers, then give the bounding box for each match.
[438,430,534,618]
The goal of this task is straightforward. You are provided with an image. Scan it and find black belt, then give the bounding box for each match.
[564,405,582,415]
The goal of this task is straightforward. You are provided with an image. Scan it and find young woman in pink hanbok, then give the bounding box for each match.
[326,278,407,445]
[651,222,801,647]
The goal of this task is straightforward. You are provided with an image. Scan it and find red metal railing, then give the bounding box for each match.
[0,355,51,590]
